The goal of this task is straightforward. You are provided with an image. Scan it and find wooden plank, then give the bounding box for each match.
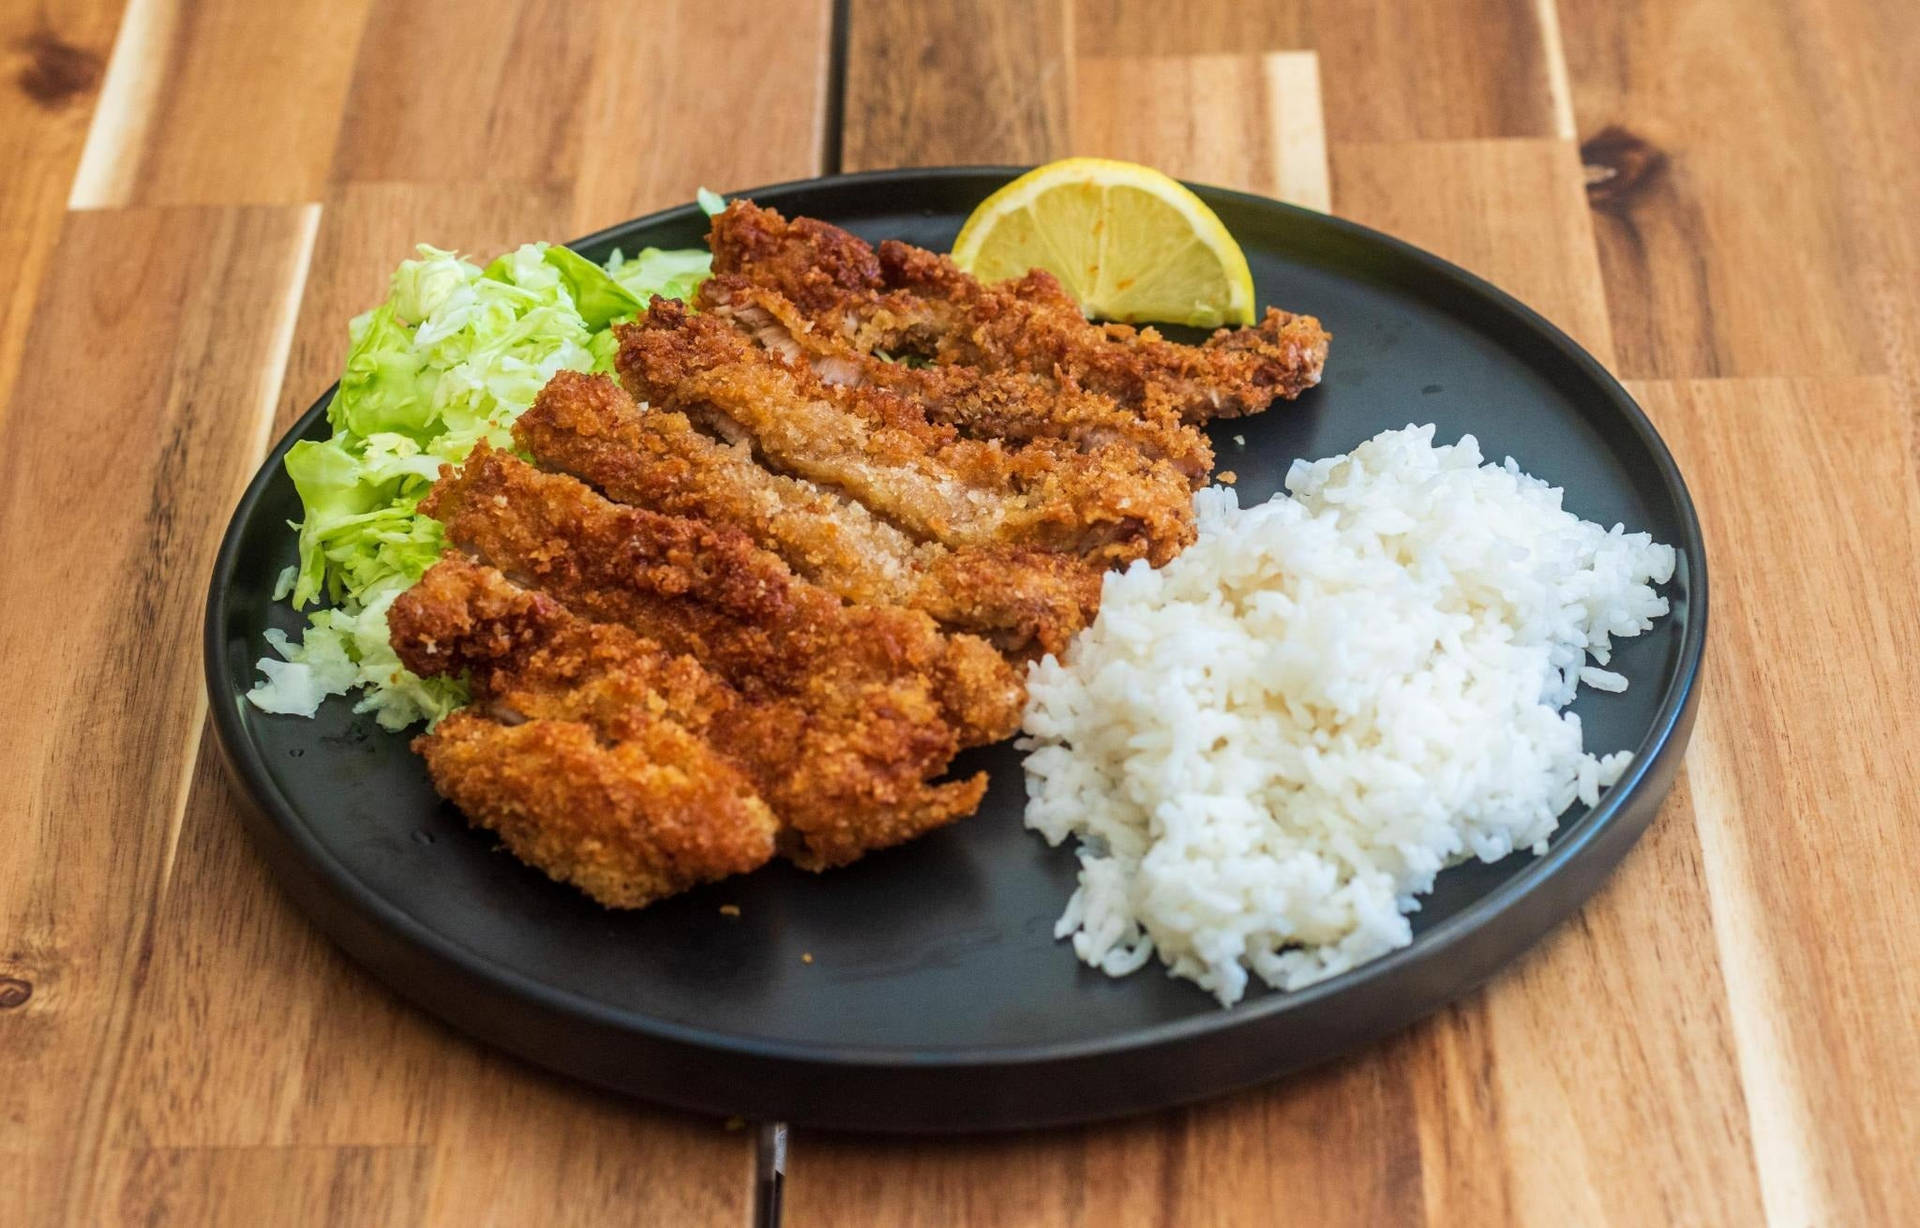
[852,0,1561,169]
[1330,138,1615,364]
[1557,0,1887,379]
[92,1145,433,1227]
[328,0,600,188]
[68,0,375,207]
[567,0,834,231]
[1073,0,1310,57]
[329,0,832,231]
[1796,0,1920,421]
[419,1057,751,1226]
[842,0,1072,170]
[0,203,319,1227]
[102,744,456,1151]
[1073,53,1330,211]
[791,1047,1427,1227]
[1310,0,1558,141]
[788,814,1763,1228]
[0,0,124,417]
[1079,0,1557,141]
[1631,376,1920,1225]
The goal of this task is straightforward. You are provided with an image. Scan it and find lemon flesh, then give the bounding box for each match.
[950,158,1256,329]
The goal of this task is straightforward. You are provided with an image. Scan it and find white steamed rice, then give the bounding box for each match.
[1019,424,1676,1005]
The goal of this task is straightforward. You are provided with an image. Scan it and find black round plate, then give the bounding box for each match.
[205,168,1706,1132]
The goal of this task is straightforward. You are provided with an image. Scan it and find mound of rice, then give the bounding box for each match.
[1019,424,1676,1005]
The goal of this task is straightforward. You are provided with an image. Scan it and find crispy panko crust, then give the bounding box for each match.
[876,241,1331,421]
[617,299,1196,566]
[417,713,776,907]
[393,557,774,903]
[706,199,1330,423]
[697,274,1214,483]
[515,371,1101,655]
[419,444,1025,747]
[391,557,993,875]
[708,196,885,312]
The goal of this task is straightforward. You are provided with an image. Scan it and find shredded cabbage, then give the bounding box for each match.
[249,227,712,730]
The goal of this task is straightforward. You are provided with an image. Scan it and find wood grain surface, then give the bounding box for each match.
[2,0,1915,1224]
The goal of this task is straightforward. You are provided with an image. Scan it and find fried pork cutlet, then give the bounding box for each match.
[514,371,1101,655]
[707,199,1331,424]
[419,443,1024,747]
[389,559,776,906]
[416,713,774,907]
[392,556,995,874]
[707,197,884,314]
[697,273,1214,483]
[617,299,1196,566]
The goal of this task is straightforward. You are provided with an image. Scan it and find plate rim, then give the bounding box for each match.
[204,166,1709,1078]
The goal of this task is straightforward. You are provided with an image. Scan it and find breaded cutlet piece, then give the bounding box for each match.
[707,195,885,313]
[514,371,1101,656]
[616,299,1196,567]
[391,556,990,874]
[706,199,1330,424]
[419,444,1024,747]
[697,274,1214,483]
[876,240,1331,423]
[390,557,775,904]
[417,712,776,907]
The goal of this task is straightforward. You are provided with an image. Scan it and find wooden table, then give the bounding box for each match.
[5,1,1916,1223]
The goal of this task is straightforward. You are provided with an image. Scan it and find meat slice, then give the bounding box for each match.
[418,443,1025,748]
[390,559,775,905]
[878,242,1331,421]
[616,299,1196,566]
[705,199,1330,423]
[707,197,884,313]
[513,371,1101,655]
[416,713,776,907]
[696,274,1214,482]
[390,557,992,875]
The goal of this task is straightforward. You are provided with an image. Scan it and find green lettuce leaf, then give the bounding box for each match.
[538,244,645,329]
[331,303,439,438]
[604,245,712,304]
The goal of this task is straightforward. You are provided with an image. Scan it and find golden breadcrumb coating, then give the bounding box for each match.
[391,557,994,876]
[514,371,1101,655]
[707,199,1330,423]
[697,273,1214,482]
[617,298,1196,567]
[420,444,1023,744]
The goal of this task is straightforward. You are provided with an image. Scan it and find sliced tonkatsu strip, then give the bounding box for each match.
[696,274,1214,482]
[390,560,774,906]
[415,713,775,907]
[706,197,885,314]
[390,556,990,873]
[514,371,1101,655]
[875,240,1331,421]
[706,199,1330,424]
[616,299,1195,566]
[418,443,1024,747]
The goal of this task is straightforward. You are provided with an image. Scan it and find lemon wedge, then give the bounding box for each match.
[950,158,1256,328]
